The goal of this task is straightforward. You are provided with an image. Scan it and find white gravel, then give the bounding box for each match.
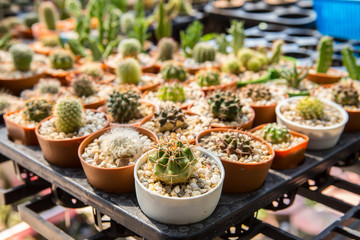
[7,110,38,128]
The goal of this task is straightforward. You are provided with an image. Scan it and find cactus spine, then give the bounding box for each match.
[342,46,360,80]
[296,97,324,120]
[72,75,96,97]
[158,84,185,103]
[116,58,142,85]
[193,42,216,63]
[244,84,272,101]
[157,38,177,62]
[261,123,291,144]
[9,43,33,71]
[38,1,59,31]
[118,38,141,59]
[23,99,53,123]
[107,90,141,123]
[49,50,74,70]
[227,20,245,56]
[160,62,187,82]
[316,36,333,73]
[270,39,284,64]
[54,98,84,134]
[195,70,221,87]
[207,91,243,121]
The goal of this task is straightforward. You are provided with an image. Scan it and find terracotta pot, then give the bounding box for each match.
[306,67,344,85]
[138,73,162,92]
[17,26,34,39]
[344,109,360,132]
[29,42,54,56]
[46,69,76,86]
[0,73,45,95]
[250,103,277,127]
[249,124,309,170]
[210,107,255,130]
[31,20,75,39]
[195,128,274,194]
[78,125,158,193]
[4,110,39,146]
[35,111,110,168]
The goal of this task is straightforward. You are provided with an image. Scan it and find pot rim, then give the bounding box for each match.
[4,109,37,130]
[0,72,45,82]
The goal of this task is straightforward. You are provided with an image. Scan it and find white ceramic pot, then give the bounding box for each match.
[276,97,348,150]
[134,147,225,225]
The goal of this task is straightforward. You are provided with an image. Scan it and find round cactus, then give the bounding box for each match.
[23,98,53,123]
[160,62,187,82]
[238,48,255,66]
[41,36,59,47]
[157,38,177,62]
[193,42,216,63]
[9,43,33,71]
[296,97,325,120]
[158,84,185,103]
[49,50,74,70]
[247,57,262,72]
[333,82,360,106]
[207,91,243,121]
[23,12,38,28]
[54,98,84,134]
[261,123,291,144]
[118,38,141,59]
[79,63,103,78]
[219,131,252,157]
[221,57,241,75]
[195,70,221,87]
[107,90,141,123]
[36,78,61,94]
[72,75,96,97]
[38,1,59,31]
[120,12,135,35]
[154,105,186,132]
[244,84,272,102]
[116,58,142,85]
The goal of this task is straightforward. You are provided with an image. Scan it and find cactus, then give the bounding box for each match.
[36,78,61,94]
[333,82,360,106]
[157,38,177,62]
[41,36,59,47]
[158,84,185,103]
[195,70,221,87]
[277,63,311,89]
[244,84,272,101]
[193,42,216,63]
[316,36,333,73]
[221,57,241,75]
[38,1,59,31]
[116,58,142,85]
[296,97,324,120]
[120,12,135,35]
[72,75,96,97]
[80,63,103,78]
[155,0,172,41]
[54,98,84,134]
[215,33,228,54]
[207,91,243,121]
[107,90,141,123]
[23,99,53,123]
[149,136,197,184]
[261,123,291,144]
[160,62,187,82]
[154,105,186,132]
[270,40,284,64]
[227,20,245,56]
[118,38,141,59]
[219,131,252,157]
[23,12,38,28]
[238,48,255,66]
[49,50,74,70]
[342,46,360,80]
[9,43,33,71]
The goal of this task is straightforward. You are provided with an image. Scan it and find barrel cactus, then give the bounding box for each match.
[316,36,333,73]
[107,90,141,123]
[195,70,221,87]
[23,98,53,123]
[296,97,324,120]
[261,123,291,144]
[36,78,61,94]
[158,84,185,103]
[221,57,241,75]
[193,42,216,63]
[219,131,252,157]
[154,105,186,132]
[333,82,360,106]
[24,12,38,28]
[160,62,187,82]
[72,75,96,97]
[116,58,141,85]
[38,1,59,31]
[120,12,135,35]
[157,38,177,62]
[244,84,272,102]
[207,91,243,121]
[118,38,141,59]
[9,43,33,71]
[49,50,74,70]
[54,98,84,134]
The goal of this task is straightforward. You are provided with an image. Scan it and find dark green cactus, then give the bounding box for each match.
[116,58,141,85]
[72,75,96,97]
[195,70,221,87]
[244,84,272,101]
[342,46,360,80]
[23,12,38,28]
[219,131,252,157]
[261,123,291,144]
[38,1,59,31]
[296,97,324,120]
[193,42,216,63]
[160,62,187,82]
[158,84,185,103]
[23,98,53,123]
[9,43,33,71]
[157,38,177,62]
[154,105,186,132]
[316,36,333,73]
[270,40,284,64]
[333,82,360,106]
[54,98,84,134]
[118,38,141,59]
[49,50,74,70]
[207,91,243,121]
[107,90,141,123]
[227,20,245,56]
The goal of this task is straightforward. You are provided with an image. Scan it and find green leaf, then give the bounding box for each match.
[180,20,203,57]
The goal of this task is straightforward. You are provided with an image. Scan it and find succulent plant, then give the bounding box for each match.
[316,36,333,73]
[118,38,141,59]
[72,75,96,97]
[221,57,241,75]
[23,12,38,28]
[158,84,185,103]
[23,98,53,122]
[157,38,177,62]
[227,20,245,55]
[296,97,324,120]
[219,131,252,157]
[261,123,291,144]
[195,70,221,87]
[38,1,59,30]
[54,98,84,134]
[49,50,74,70]
[333,82,360,106]
[9,43,33,72]
[238,48,255,66]
[238,48,266,72]
[154,105,186,132]
[120,12,135,35]
[41,36,59,47]
[342,46,360,80]
[79,63,103,78]
[207,91,243,121]
[277,63,311,89]
[155,0,172,41]
[269,40,284,64]
[193,42,216,63]
[215,33,228,54]
[149,136,197,184]
[244,84,272,102]
[36,78,61,94]
[160,62,187,82]
[107,90,141,123]
[116,58,141,85]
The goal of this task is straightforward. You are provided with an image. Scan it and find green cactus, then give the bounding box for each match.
[155,0,172,41]
[316,36,333,73]
[154,105,186,132]
[221,57,241,75]
[72,75,96,97]
[207,91,243,121]
[238,48,255,66]
[277,63,311,89]
[118,38,141,59]
[158,84,185,103]
[215,33,228,54]
[245,84,272,101]
[107,90,141,123]
[23,12,38,28]
[227,20,245,56]
[36,78,61,94]
[261,123,291,144]
[270,39,284,64]
[246,57,262,72]
[79,63,103,78]
[160,62,187,82]
[195,70,221,87]
[38,1,59,31]
[41,36,59,47]
[219,131,252,157]
[54,98,84,134]
[9,43,33,71]
[149,137,197,184]
[49,50,74,70]
[342,46,360,80]
[120,12,135,35]
[296,97,324,120]
[333,82,360,106]
[116,58,142,85]
[23,99,53,123]
[157,38,177,62]
[193,42,216,63]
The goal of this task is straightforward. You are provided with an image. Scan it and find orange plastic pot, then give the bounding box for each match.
[4,110,39,145]
[210,107,255,130]
[195,128,274,194]
[250,103,277,127]
[306,67,343,85]
[0,73,45,95]
[344,109,360,132]
[249,124,309,170]
[78,125,158,193]
[31,20,74,39]
[35,111,110,168]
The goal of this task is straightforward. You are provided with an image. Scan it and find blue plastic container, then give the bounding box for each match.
[314,0,360,40]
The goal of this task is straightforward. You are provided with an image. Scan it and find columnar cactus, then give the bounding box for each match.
[116,58,141,85]
[149,136,197,184]
[333,82,360,106]
[72,75,96,97]
[221,57,241,75]
[244,84,272,101]
[195,70,221,87]
[296,97,324,120]
[270,40,284,64]
[261,123,291,144]
[219,132,252,157]
[36,78,61,94]
[158,84,185,103]
[23,98,53,123]
[9,43,33,71]
[342,46,360,80]
[49,50,74,70]
[107,90,141,123]
[160,62,187,82]
[316,36,333,73]
[193,42,216,63]
[54,98,84,134]
[38,1,59,31]
[120,12,135,35]
[157,38,177,62]
[227,20,245,56]
[207,91,243,121]
[154,105,186,132]
[118,38,141,59]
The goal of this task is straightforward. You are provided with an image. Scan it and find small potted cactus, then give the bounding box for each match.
[29,35,61,56]
[250,123,309,170]
[191,69,237,94]
[276,96,348,149]
[46,49,75,84]
[160,61,189,83]
[152,38,183,71]
[76,62,116,84]
[134,134,224,224]
[0,91,24,123]
[4,98,53,145]
[36,98,110,167]
[196,129,274,193]
[79,126,158,193]
[21,78,62,102]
